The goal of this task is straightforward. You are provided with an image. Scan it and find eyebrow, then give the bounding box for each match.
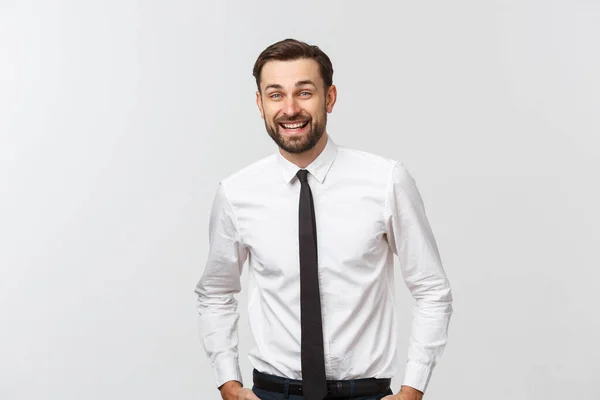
[264,80,318,92]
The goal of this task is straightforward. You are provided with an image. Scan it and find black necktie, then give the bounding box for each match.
[296,169,327,400]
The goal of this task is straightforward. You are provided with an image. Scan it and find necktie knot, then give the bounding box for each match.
[297,169,309,183]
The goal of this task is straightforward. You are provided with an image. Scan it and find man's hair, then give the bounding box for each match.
[252,38,334,92]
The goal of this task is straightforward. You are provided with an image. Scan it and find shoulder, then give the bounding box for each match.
[216,154,278,202]
[335,145,404,180]
[334,145,418,195]
[221,154,276,184]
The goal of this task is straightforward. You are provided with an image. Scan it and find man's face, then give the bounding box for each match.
[256,58,336,154]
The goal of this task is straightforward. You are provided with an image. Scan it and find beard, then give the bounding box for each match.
[264,109,327,154]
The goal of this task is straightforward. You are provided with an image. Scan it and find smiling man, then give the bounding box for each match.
[195,39,453,400]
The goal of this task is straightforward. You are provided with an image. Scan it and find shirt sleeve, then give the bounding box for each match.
[195,182,249,389]
[385,162,453,393]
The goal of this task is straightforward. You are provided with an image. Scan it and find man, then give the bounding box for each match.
[195,38,453,400]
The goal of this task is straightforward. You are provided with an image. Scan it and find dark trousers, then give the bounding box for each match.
[251,371,394,400]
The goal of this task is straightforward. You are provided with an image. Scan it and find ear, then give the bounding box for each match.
[256,91,265,119]
[325,84,337,113]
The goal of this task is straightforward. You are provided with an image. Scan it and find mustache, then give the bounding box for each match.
[275,115,311,123]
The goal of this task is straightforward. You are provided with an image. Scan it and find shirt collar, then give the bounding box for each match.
[277,135,338,184]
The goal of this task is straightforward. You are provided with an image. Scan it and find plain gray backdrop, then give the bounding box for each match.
[1,1,599,399]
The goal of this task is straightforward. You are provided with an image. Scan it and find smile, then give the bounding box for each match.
[279,121,309,130]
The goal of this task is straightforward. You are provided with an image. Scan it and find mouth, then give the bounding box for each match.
[278,120,310,135]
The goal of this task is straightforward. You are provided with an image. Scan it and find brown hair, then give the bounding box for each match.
[252,38,334,92]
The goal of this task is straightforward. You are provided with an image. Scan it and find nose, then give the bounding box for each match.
[282,96,302,117]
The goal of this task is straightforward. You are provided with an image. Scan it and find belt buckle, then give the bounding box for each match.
[328,381,344,396]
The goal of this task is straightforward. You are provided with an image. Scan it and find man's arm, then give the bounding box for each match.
[385,162,453,394]
[195,182,249,392]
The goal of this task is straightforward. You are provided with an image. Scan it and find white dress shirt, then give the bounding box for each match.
[195,135,453,393]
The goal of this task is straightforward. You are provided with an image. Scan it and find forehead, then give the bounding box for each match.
[260,58,323,90]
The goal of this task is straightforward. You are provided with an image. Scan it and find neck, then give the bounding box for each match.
[279,133,329,169]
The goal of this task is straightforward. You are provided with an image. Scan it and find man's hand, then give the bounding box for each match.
[382,385,424,400]
[219,380,260,400]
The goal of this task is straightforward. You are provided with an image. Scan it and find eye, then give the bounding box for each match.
[269,93,282,99]
[299,91,312,97]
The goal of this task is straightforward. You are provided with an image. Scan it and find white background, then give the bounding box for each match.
[1,1,599,399]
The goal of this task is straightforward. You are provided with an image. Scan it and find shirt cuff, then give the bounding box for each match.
[213,356,243,389]
[401,360,433,393]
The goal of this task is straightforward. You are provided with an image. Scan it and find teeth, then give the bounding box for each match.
[282,122,305,129]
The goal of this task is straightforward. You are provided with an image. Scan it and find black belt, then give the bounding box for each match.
[252,369,391,397]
